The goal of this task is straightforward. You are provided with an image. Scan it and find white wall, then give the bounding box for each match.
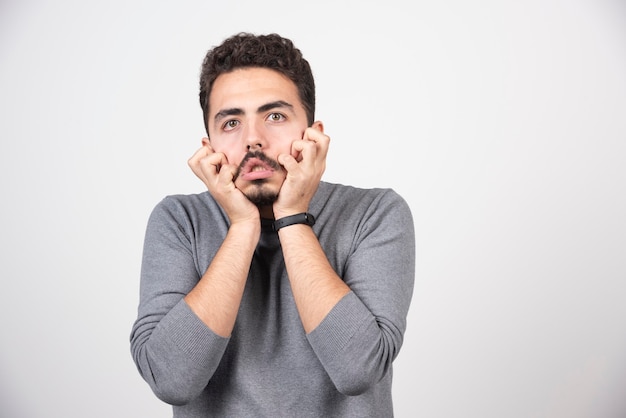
[1,0,625,417]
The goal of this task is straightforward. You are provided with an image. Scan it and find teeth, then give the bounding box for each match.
[252,166,265,172]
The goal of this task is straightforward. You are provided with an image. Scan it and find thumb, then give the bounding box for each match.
[278,153,299,171]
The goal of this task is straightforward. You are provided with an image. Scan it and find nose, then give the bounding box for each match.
[244,121,267,152]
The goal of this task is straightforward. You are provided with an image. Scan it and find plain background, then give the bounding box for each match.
[1,0,625,417]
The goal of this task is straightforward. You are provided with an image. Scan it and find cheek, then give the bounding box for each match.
[228,151,246,167]
[268,126,300,147]
[274,139,297,158]
[212,144,244,166]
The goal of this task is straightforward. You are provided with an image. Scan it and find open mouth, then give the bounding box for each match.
[236,151,281,181]
[240,158,274,181]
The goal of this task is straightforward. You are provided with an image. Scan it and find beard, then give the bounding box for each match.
[243,184,279,207]
[235,150,282,207]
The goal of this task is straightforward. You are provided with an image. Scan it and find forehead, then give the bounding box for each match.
[209,67,301,114]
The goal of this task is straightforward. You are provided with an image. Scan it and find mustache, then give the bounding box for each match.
[234,150,282,179]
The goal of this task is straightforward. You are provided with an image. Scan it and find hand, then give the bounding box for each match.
[274,125,329,218]
[188,139,260,225]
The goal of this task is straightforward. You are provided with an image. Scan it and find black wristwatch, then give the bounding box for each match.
[272,212,316,232]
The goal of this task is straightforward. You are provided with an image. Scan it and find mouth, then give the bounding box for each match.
[236,151,281,182]
[240,159,274,181]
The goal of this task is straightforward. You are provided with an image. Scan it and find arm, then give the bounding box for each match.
[280,188,415,395]
[184,140,261,337]
[184,220,259,337]
[275,129,415,395]
[274,126,347,332]
[130,142,261,405]
[306,191,415,395]
[130,197,234,405]
[276,223,350,333]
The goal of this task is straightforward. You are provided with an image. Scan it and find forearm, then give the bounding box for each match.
[280,188,415,395]
[306,292,402,396]
[185,220,260,337]
[131,299,229,405]
[277,223,350,333]
[130,195,261,404]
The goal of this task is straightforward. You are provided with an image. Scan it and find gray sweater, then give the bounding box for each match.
[130,181,415,417]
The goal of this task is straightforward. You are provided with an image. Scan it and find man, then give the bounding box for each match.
[130,32,415,417]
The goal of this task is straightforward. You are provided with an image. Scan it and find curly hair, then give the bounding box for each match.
[199,32,316,135]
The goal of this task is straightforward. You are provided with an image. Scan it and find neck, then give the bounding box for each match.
[258,205,274,220]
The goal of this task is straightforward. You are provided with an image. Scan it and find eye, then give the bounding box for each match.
[222,119,239,131]
[267,112,286,122]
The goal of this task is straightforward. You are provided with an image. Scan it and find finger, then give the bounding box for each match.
[188,145,209,165]
[216,163,238,186]
[188,139,216,164]
[302,127,329,145]
[188,146,212,178]
[290,139,319,168]
[278,153,300,173]
[199,152,228,176]
[301,129,330,160]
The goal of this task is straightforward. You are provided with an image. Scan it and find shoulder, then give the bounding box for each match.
[313,182,413,231]
[153,191,219,213]
[148,191,226,227]
[314,181,410,215]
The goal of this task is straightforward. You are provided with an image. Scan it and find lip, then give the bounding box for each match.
[240,169,274,181]
[239,157,275,181]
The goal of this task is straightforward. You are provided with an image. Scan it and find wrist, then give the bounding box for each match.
[272,206,308,220]
[272,212,316,232]
[229,217,261,237]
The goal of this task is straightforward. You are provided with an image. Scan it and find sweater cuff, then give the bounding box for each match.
[307,291,373,354]
[152,298,230,366]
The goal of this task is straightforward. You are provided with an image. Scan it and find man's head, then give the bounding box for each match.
[199,33,316,135]
[198,33,320,210]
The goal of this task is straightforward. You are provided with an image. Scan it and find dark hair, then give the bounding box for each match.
[199,32,316,135]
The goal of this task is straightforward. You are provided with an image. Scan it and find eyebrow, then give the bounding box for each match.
[213,100,295,124]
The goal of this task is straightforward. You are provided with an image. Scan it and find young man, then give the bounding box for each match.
[130,33,415,417]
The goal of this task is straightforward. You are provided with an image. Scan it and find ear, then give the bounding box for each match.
[201,137,210,146]
[311,121,324,133]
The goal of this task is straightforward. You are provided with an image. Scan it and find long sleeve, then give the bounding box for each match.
[129,195,230,405]
[306,186,415,395]
[129,184,415,416]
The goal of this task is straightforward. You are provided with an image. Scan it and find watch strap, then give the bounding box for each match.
[272,212,316,232]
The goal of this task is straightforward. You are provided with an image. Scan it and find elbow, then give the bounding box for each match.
[329,337,398,396]
[143,361,211,406]
[331,358,391,396]
[151,382,198,406]
[131,345,206,406]
[134,361,201,406]
[139,360,207,406]
[333,375,376,396]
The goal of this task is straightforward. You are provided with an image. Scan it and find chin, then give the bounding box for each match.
[240,181,280,207]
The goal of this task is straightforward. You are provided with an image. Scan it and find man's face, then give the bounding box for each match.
[206,67,311,206]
